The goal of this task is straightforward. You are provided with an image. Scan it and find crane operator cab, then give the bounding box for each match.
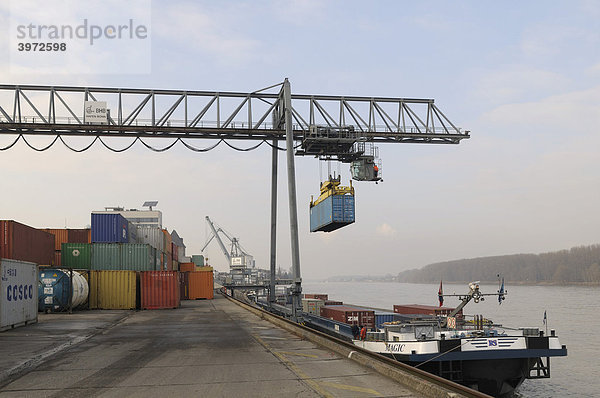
[350,158,382,183]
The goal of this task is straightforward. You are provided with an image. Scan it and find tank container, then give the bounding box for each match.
[140,271,180,309]
[309,195,355,232]
[91,214,129,243]
[61,243,92,269]
[1,220,55,265]
[89,270,136,310]
[1,259,38,331]
[38,269,88,312]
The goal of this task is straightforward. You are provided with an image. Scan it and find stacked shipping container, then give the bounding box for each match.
[1,220,55,265]
[140,271,180,309]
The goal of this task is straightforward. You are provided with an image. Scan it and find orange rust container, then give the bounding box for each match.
[188,270,214,300]
[179,262,196,272]
[44,228,91,251]
[140,271,180,309]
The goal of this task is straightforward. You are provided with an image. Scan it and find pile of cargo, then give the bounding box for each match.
[303,293,460,331]
[1,212,215,326]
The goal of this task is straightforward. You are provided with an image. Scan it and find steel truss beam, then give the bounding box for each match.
[0,84,470,148]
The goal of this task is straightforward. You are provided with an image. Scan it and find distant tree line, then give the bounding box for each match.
[397,244,600,284]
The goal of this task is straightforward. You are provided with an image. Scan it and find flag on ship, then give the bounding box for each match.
[438,280,444,307]
[498,277,505,304]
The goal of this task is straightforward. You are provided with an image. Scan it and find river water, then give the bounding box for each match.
[302,281,599,397]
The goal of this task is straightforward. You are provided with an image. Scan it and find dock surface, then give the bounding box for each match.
[0,295,419,397]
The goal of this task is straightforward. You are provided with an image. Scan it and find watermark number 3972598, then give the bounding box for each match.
[17,42,67,51]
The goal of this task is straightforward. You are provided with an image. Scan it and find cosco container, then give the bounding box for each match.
[89,270,136,310]
[38,269,89,312]
[1,259,38,331]
[135,226,164,251]
[121,244,157,271]
[309,195,355,232]
[188,270,213,300]
[320,305,374,329]
[91,243,121,270]
[61,243,92,269]
[91,213,129,243]
[1,220,55,265]
[140,271,180,309]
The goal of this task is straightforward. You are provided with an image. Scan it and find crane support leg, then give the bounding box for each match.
[269,138,278,303]
[283,79,303,321]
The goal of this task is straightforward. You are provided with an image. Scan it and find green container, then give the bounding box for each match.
[191,255,204,267]
[91,243,121,270]
[121,244,157,271]
[61,243,92,269]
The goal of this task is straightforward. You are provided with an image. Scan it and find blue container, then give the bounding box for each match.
[91,213,129,243]
[310,195,355,232]
[374,311,403,329]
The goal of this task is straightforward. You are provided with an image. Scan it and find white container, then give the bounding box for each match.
[1,259,38,331]
[136,226,164,251]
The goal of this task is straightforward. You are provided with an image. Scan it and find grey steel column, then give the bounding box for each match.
[269,139,278,303]
[283,78,302,320]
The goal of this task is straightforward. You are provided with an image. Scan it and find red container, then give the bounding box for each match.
[178,271,189,300]
[304,293,328,300]
[324,300,343,306]
[179,262,195,272]
[393,304,461,317]
[1,220,55,265]
[188,271,213,300]
[140,271,180,309]
[320,305,375,329]
[171,243,179,261]
[44,228,92,251]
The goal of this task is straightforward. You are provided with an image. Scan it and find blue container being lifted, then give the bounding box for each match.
[310,177,355,233]
[38,269,89,312]
[91,213,129,243]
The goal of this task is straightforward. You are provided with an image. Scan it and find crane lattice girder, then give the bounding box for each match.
[0,84,470,147]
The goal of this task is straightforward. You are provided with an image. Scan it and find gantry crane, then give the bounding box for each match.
[0,79,469,321]
[201,216,254,283]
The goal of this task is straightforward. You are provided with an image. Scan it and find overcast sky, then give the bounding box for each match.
[1,1,598,279]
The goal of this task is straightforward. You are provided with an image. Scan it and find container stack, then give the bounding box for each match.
[44,229,91,267]
[320,305,375,329]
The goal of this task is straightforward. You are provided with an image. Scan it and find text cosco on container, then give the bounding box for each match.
[6,284,34,301]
